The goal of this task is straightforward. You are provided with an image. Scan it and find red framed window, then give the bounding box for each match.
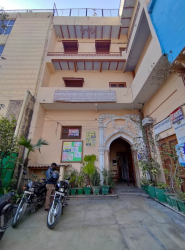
[62,77,84,87]
[62,40,78,53]
[109,82,126,88]
[95,40,111,54]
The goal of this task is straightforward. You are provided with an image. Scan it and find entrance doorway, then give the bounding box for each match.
[109,138,135,186]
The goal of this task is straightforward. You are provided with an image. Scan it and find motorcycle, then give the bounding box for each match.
[0,190,15,240]
[47,177,70,229]
[12,173,46,228]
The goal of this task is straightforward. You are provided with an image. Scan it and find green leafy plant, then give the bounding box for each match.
[81,154,97,186]
[77,173,84,188]
[18,136,49,169]
[139,158,160,186]
[0,116,19,181]
[0,8,8,35]
[90,167,100,186]
[156,182,168,189]
[65,168,78,188]
[102,169,115,188]
[176,190,185,201]
[160,142,183,193]
[140,177,150,186]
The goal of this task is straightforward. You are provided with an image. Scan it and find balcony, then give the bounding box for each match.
[47,51,124,58]
[46,51,126,72]
[37,87,132,111]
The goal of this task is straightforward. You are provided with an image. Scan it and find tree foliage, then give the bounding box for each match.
[18,135,49,168]
[0,116,18,158]
[0,7,8,34]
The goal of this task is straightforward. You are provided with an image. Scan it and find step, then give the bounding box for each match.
[115,189,144,194]
[67,194,118,200]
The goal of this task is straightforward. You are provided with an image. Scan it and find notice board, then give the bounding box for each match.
[86,131,96,146]
[62,141,83,162]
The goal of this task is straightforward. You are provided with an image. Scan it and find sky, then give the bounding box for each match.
[1,0,121,10]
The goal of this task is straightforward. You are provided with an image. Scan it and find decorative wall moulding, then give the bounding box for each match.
[53,90,116,103]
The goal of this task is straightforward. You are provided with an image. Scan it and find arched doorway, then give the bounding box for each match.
[109,138,135,186]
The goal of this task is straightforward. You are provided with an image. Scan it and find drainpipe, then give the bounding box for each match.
[14,90,31,137]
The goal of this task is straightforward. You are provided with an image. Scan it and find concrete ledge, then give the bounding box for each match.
[154,198,185,218]
[67,194,118,200]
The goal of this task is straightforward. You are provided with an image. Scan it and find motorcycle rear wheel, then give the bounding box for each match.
[12,201,27,228]
[47,200,62,229]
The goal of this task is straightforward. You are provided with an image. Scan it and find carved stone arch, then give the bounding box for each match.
[105,132,134,151]
[104,115,138,128]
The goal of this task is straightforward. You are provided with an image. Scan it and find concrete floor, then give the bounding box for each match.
[1,195,185,250]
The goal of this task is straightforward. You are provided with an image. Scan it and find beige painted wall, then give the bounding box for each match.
[144,74,185,139]
[28,109,138,173]
[0,13,51,116]
[53,40,126,54]
[128,0,139,38]
[53,16,121,26]
[42,68,133,88]
[135,33,152,74]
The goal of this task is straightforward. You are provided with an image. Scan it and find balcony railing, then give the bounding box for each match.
[47,52,122,57]
[5,8,119,17]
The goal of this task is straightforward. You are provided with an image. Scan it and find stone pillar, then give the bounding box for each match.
[99,119,105,184]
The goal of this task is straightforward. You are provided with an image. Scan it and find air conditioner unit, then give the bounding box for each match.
[142,117,153,127]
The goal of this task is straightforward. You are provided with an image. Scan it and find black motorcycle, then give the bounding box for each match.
[0,191,15,240]
[47,177,70,229]
[12,176,46,227]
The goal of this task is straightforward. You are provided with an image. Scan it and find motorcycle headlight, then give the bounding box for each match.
[28,187,34,192]
[59,188,64,192]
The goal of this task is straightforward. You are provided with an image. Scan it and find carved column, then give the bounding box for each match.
[99,118,105,184]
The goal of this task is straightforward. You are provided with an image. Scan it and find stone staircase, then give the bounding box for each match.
[114,182,146,197]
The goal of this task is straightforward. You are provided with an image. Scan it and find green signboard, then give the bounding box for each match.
[62,141,83,162]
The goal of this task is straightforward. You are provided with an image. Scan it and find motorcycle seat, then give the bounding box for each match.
[0,195,11,212]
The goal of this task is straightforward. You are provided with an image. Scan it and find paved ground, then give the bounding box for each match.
[1,195,185,250]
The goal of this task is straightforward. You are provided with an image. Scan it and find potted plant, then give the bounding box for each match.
[176,191,185,213]
[81,154,96,195]
[67,169,78,195]
[141,158,161,199]
[155,182,168,203]
[140,177,150,194]
[91,167,101,195]
[76,173,84,195]
[101,169,115,195]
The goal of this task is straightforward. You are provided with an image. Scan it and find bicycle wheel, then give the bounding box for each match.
[47,200,62,229]
[12,200,27,228]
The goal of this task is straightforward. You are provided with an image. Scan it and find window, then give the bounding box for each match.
[61,126,82,139]
[62,40,78,53]
[0,20,15,35]
[109,82,126,88]
[63,77,84,87]
[95,40,111,54]
[0,45,5,57]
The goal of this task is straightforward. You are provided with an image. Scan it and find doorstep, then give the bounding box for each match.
[153,198,185,218]
[67,194,118,200]
[117,193,149,197]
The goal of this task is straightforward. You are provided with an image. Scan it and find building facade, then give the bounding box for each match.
[1,0,185,187]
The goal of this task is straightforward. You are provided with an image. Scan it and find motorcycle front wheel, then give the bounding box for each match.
[12,200,27,228]
[47,200,62,229]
